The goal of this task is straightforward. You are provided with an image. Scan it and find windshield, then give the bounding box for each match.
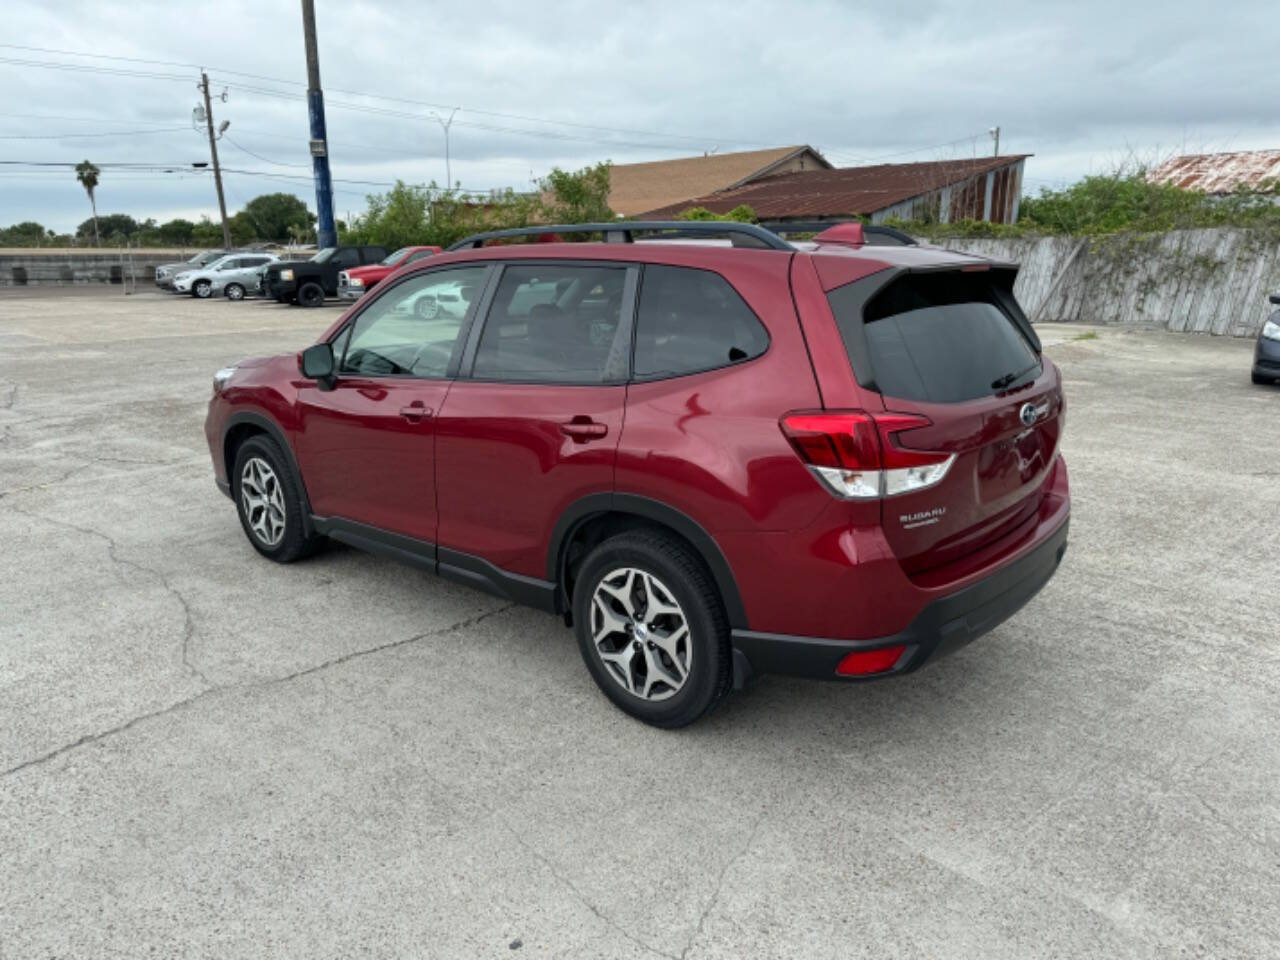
[381,247,411,266]
[310,248,336,263]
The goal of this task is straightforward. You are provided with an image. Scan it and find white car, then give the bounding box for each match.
[174,253,279,299]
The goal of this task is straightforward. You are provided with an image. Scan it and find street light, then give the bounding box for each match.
[431,107,460,188]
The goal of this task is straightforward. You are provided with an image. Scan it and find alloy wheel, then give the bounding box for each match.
[226,283,244,300]
[194,280,212,298]
[590,567,692,701]
[239,456,286,547]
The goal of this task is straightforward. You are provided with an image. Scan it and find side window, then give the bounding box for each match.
[332,249,360,269]
[633,266,769,379]
[406,250,434,264]
[219,259,241,271]
[242,257,266,268]
[329,323,352,367]
[340,267,486,379]
[471,264,628,383]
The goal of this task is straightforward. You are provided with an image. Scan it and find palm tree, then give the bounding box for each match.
[75,160,100,247]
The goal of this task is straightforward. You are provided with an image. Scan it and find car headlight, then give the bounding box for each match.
[1263,319,1280,342]
[349,276,365,287]
[280,269,294,281]
[212,366,237,396]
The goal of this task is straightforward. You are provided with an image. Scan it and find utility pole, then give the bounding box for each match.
[301,0,337,248]
[431,107,459,188]
[990,125,1000,157]
[200,72,232,249]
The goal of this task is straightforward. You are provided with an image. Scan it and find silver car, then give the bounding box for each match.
[154,249,231,289]
[174,253,279,299]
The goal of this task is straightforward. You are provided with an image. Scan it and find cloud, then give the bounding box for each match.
[2,0,1277,232]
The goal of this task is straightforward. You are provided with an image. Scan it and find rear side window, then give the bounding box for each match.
[633,266,768,379]
[829,272,1039,403]
[472,264,629,383]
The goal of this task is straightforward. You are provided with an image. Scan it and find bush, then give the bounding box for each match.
[675,205,758,222]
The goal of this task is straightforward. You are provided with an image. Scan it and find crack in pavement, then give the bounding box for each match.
[0,601,516,782]
[679,814,766,960]
[0,455,206,500]
[6,504,212,685]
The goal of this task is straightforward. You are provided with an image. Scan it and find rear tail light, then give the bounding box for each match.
[779,411,955,500]
[836,645,907,676]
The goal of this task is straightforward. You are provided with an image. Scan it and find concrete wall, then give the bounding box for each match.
[938,227,1280,337]
[0,250,183,286]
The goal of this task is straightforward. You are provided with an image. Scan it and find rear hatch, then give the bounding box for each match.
[827,265,1063,576]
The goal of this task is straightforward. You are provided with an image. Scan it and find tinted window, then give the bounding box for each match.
[633,266,768,379]
[332,249,360,268]
[471,264,628,383]
[406,249,435,264]
[340,266,485,378]
[830,272,1039,404]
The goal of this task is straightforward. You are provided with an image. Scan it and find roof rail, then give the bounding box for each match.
[446,220,795,252]
[762,220,918,246]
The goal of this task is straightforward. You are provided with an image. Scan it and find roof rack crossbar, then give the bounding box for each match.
[446,221,795,252]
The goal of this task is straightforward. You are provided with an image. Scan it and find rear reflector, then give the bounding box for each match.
[836,645,907,676]
[779,411,955,500]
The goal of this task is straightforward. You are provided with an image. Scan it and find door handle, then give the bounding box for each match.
[399,401,433,423]
[560,418,609,442]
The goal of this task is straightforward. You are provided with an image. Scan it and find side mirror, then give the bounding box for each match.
[300,342,335,389]
[1270,293,1280,305]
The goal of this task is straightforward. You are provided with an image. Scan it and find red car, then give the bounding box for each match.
[205,221,1069,728]
[337,245,442,301]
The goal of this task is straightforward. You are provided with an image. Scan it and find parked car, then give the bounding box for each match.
[338,245,442,301]
[174,253,279,299]
[263,245,389,306]
[154,249,230,290]
[1252,293,1280,384]
[205,220,1069,728]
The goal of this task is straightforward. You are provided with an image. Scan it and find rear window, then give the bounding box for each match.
[829,271,1039,403]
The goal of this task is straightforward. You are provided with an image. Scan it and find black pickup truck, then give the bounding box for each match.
[263,245,388,306]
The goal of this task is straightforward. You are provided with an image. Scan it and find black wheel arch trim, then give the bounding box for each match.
[223,411,315,536]
[547,492,748,629]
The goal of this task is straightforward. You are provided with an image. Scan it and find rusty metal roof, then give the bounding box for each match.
[640,155,1030,219]
[1147,151,1280,194]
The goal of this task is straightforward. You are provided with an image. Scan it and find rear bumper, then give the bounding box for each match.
[731,514,1069,683]
[1254,335,1280,376]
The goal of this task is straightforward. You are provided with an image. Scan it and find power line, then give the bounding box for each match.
[0,42,778,151]
[0,126,190,140]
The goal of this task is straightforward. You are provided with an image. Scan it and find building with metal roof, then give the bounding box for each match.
[640,154,1030,225]
[607,145,831,217]
[1147,150,1280,195]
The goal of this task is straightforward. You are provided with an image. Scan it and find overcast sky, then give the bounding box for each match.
[3,0,1277,233]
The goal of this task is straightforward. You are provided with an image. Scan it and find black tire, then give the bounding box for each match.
[1252,372,1272,385]
[225,283,245,301]
[192,279,212,299]
[572,530,732,728]
[297,282,326,307]
[231,434,322,563]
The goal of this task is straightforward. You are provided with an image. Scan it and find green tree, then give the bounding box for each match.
[190,216,224,246]
[156,218,196,245]
[234,192,314,242]
[0,221,54,246]
[539,161,614,223]
[74,160,101,246]
[675,204,757,223]
[79,213,139,244]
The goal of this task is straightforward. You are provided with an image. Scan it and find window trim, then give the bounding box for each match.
[627,262,772,384]
[324,262,495,382]
[457,259,640,387]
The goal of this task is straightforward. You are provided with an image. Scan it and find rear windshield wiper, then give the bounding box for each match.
[990,360,1041,391]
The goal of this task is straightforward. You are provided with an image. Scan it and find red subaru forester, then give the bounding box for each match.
[205,221,1069,727]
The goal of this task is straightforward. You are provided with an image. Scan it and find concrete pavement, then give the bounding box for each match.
[1,290,1277,958]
